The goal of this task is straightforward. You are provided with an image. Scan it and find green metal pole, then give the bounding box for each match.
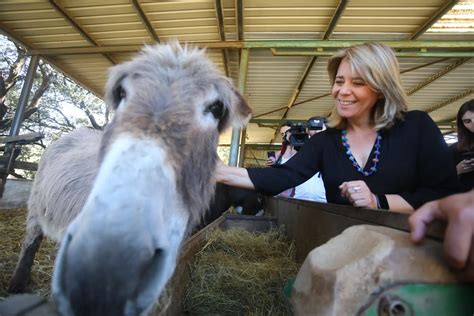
[244,40,474,49]
[10,55,40,136]
[229,48,249,166]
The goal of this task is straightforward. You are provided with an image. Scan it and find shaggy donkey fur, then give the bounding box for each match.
[9,43,251,316]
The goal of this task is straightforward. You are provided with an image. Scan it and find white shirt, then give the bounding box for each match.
[294,172,327,203]
[278,156,327,202]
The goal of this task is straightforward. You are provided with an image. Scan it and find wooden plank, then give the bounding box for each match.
[265,197,446,262]
[0,132,43,144]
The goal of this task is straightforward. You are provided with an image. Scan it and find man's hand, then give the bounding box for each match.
[409,191,474,280]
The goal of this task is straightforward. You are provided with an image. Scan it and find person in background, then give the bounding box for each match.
[265,122,297,197]
[450,99,474,191]
[216,42,459,213]
[266,119,327,202]
[266,122,296,167]
[409,190,474,281]
[292,116,327,202]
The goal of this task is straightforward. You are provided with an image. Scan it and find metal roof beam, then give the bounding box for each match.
[272,0,348,143]
[244,40,474,49]
[406,58,470,96]
[229,48,249,166]
[235,0,243,40]
[214,0,230,77]
[271,49,474,58]
[426,89,473,113]
[323,0,348,40]
[131,0,160,43]
[250,118,307,125]
[258,59,447,110]
[251,92,332,119]
[1,25,103,97]
[400,58,450,74]
[48,0,117,65]
[409,0,459,40]
[26,40,474,55]
[436,117,457,125]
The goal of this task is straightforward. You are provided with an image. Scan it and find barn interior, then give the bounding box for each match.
[0,0,473,169]
[0,1,473,315]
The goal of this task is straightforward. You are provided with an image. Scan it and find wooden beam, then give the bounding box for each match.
[0,132,43,144]
[13,161,38,172]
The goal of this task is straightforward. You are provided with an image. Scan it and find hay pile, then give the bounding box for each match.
[0,208,56,299]
[183,228,299,315]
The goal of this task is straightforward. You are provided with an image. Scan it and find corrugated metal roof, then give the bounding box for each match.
[0,0,473,145]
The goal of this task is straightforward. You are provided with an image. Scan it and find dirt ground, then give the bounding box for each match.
[0,208,56,300]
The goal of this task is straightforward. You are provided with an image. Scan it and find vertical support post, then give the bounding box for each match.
[238,127,247,167]
[10,55,40,136]
[229,48,249,166]
[0,55,40,198]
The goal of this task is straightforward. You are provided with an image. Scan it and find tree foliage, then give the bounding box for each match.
[0,35,106,179]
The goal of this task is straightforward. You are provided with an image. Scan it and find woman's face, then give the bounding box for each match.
[332,58,381,124]
[462,110,474,133]
[280,125,291,142]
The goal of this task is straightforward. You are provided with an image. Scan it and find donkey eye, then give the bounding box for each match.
[205,100,225,120]
[113,85,126,108]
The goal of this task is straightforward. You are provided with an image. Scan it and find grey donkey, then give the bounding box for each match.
[9,42,252,316]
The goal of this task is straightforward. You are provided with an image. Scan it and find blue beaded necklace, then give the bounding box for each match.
[341,129,381,176]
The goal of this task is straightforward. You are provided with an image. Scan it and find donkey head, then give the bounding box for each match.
[52,43,251,316]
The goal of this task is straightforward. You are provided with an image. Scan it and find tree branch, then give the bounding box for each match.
[78,101,102,130]
[4,44,26,93]
[22,62,53,122]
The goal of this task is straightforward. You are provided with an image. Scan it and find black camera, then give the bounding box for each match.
[289,122,309,149]
[307,116,326,131]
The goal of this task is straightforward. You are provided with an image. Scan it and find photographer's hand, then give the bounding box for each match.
[266,157,276,166]
[339,180,378,209]
[457,159,474,175]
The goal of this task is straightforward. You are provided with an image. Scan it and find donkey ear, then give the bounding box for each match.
[228,87,252,128]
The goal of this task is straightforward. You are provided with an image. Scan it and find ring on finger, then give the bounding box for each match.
[352,185,361,193]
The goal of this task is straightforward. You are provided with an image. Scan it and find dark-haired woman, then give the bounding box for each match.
[450,99,474,191]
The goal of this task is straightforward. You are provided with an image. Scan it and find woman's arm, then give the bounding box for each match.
[339,180,414,213]
[386,194,414,213]
[215,160,255,189]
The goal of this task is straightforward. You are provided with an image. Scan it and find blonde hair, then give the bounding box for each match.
[326,43,408,130]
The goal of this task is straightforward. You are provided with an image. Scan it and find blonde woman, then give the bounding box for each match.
[217,43,458,213]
